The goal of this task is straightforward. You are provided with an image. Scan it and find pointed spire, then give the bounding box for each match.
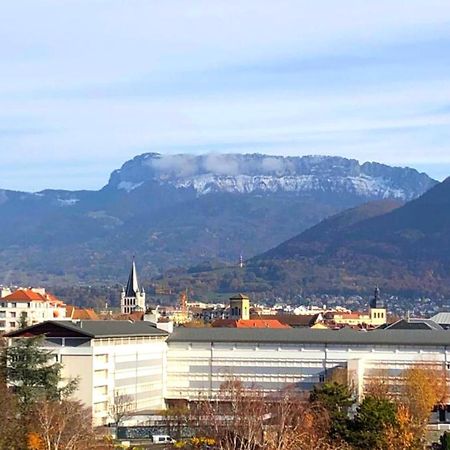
[124,258,140,298]
[370,285,384,309]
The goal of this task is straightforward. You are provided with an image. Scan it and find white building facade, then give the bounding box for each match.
[166,328,450,407]
[8,320,168,426]
[9,324,450,425]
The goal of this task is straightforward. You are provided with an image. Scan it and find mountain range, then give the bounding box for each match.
[0,153,436,286]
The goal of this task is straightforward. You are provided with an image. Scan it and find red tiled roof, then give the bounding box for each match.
[212,319,290,329]
[4,289,45,301]
[3,289,65,305]
[253,314,321,327]
[66,305,99,320]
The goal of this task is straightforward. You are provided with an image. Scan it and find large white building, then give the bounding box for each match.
[165,328,450,408]
[8,322,450,425]
[8,320,168,426]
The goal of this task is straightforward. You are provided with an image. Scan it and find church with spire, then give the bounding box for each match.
[121,259,146,314]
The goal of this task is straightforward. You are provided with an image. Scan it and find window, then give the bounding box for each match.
[96,354,108,364]
[0,311,5,318]
[10,312,16,318]
[9,322,15,328]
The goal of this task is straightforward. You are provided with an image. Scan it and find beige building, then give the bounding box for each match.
[0,288,66,333]
[333,287,387,327]
[229,293,250,320]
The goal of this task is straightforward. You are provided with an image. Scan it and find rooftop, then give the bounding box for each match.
[167,327,450,346]
[7,320,168,339]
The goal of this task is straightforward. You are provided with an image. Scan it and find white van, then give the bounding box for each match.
[152,435,175,444]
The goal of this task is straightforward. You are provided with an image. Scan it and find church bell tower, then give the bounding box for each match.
[121,259,146,314]
[369,286,387,326]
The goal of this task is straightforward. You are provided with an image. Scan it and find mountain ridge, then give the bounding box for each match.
[0,153,437,286]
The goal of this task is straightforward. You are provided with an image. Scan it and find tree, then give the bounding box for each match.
[400,364,447,446]
[440,431,450,450]
[108,391,134,427]
[0,380,26,450]
[162,405,191,441]
[310,382,353,440]
[265,389,336,450]
[18,311,28,329]
[192,379,268,450]
[384,404,415,450]
[348,395,397,450]
[3,336,78,409]
[29,398,95,450]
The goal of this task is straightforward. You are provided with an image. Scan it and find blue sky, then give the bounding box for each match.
[1,1,450,191]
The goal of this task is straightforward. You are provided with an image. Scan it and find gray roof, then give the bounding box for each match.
[431,312,450,325]
[168,327,450,347]
[384,318,443,331]
[8,320,168,338]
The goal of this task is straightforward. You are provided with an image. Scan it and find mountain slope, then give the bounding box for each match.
[250,178,450,296]
[0,153,436,285]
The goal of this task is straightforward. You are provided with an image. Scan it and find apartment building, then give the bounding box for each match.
[0,288,67,333]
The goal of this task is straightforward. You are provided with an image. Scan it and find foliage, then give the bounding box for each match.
[3,336,78,409]
[401,364,447,446]
[29,399,96,450]
[440,431,450,450]
[348,396,397,449]
[384,404,415,450]
[310,382,353,439]
[0,381,25,450]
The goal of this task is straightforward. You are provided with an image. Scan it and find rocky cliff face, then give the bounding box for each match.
[108,153,435,200]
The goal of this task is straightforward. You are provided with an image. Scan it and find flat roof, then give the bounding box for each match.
[168,327,450,347]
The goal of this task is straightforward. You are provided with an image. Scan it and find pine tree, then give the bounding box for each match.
[3,335,78,409]
[310,381,353,439]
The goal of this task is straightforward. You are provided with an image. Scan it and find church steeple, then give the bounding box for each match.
[125,258,140,298]
[369,286,387,326]
[121,258,146,314]
[370,286,384,309]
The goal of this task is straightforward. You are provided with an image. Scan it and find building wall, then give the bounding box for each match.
[41,335,167,426]
[61,353,93,407]
[166,340,449,401]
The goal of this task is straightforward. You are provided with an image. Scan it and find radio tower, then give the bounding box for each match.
[239,254,244,268]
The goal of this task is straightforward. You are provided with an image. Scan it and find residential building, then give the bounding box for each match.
[0,288,66,333]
